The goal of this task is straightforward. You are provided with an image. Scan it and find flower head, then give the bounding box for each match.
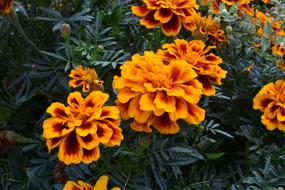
[113,51,205,134]
[131,0,198,36]
[69,65,104,92]
[208,0,253,16]
[63,175,121,190]
[157,39,227,96]
[43,91,123,165]
[253,80,285,132]
[183,11,227,45]
[0,0,13,15]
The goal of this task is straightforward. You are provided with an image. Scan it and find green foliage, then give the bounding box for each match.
[1,0,285,190]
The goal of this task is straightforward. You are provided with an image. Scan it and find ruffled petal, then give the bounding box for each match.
[77,134,99,150]
[82,146,100,164]
[58,132,83,165]
[154,91,176,112]
[152,113,180,134]
[185,104,205,125]
[161,15,182,36]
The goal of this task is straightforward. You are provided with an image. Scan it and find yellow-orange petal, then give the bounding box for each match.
[154,91,176,112]
[99,106,120,120]
[46,102,68,118]
[132,5,150,17]
[77,181,93,189]
[140,11,160,28]
[43,118,73,138]
[139,92,156,111]
[117,88,140,104]
[67,91,84,109]
[82,146,100,164]
[261,114,277,130]
[198,76,216,96]
[185,104,205,125]
[180,84,202,104]
[152,113,180,134]
[96,123,113,144]
[93,175,109,190]
[46,137,63,152]
[76,121,97,136]
[77,134,100,150]
[84,90,109,108]
[154,8,173,23]
[58,132,83,165]
[169,98,188,121]
[169,60,198,83]
[264,102,280,119]
[161,15,182,36]
[63,181,81,190]
[131,119,153,133]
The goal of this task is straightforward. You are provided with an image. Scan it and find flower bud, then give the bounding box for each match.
[226,26,233,34]
[221,9,228,15]
[208,9,214,16]
[61,23,71,38]
[3,130,31,144]
[213,17,221,23]
[0,0,13,15]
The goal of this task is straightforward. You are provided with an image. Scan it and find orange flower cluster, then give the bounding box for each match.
[252,10,285,70]
[202,0,253,16]
[69,65,104,92]
[113,44,223,134]
[63,175,120,190]
[182,11,227,45]
[0,0,13,15]
[43,91,123,165]
[157,39,227,96]
[131,0,198,36]
[253,80,285,132]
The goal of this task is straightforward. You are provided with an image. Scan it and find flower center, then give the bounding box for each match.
[151,74,172,89]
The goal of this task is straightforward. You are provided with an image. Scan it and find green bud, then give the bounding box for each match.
[3,130,32,144]
[226,26,233,33]
[61,23,71,38]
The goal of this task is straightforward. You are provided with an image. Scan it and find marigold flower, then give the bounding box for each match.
[157,39,227,96]
[0,0,13,15]
[183,11,227,45]
[263,0,271,4]
[253,10,285,37]
[69,65,104,92]
[253,80,285,132]
[113,51,205,134]
[43,91,123,165]
[131,0,198,36]
[63,175,121,190]
[209,0,253,15]
[272,44,284,57]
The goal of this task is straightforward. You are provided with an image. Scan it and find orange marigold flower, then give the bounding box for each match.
[272,44,285,57]
[131,0,198,36]
[69,65,104,92]
[253,80,285,132]
[63,175,121,190]
[183,11,227,45]
[156,39,227,96]
[113,51,205,134]
[254,10,285,37]
[42,91,123,165]
[263,0,271,4]
[209,0,253,16]
[0,0,13,15]
[276,57,285,71]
